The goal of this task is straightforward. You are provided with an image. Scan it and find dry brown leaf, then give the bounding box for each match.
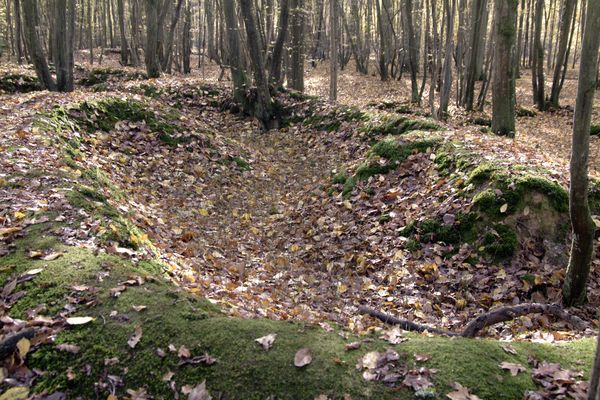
[255,333,277,351]
[446,383,482,400]
[294,348,312,367]
[499,361,526,376]
[127,325,143,349]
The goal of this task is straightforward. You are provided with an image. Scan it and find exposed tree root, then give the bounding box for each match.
[359,303,585,338]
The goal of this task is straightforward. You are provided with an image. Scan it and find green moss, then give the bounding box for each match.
[471,117,492,127]
[230,156,251,171]
[78,67,147,86]
[341,138,440,196]
[590,125,600,136]
[481,224,518,259]
[361,115,439,137]
[0,73,42,93]
[332,172,348,185]
[304,106,367,132]
[516,106,537,117]
[2,223,595,399]
[467,163,500,185]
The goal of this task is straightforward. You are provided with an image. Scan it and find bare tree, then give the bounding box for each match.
[491,0,518,137]
[562,0,599,307]
[531,0,545,110]
[329,0,338,102]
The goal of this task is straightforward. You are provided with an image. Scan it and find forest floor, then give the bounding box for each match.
[0,58,599,399]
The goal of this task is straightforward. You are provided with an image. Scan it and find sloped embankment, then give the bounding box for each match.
[0,81,596,399]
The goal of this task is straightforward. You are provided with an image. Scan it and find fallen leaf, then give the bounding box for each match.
[132,305,147,312]
[501,344,518,355]
[414,353,431,362]
[446,383,481,400]
[178,345,191,359]
[23,268,44,276]
[128,325,143,348]
[56,343,80,354]
[187,381,212,400]
[42,251,64,261]
[345,341,362,351]
[0,386,29,400]
[162,370,175,381]
[255,333,277,351]
[294,348,312,367]
[66,316,94,325]
[499,361,526,376]
[16,338,30,358]
[500,203,508,213]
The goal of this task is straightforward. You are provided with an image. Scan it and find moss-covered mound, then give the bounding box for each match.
[0,73,42,93]
[333,136,441,197]
[422,142,594,261]
[360,114,439,137]
[78,67,147,87]
[591,124,600,136]
[366,100,414,114]
[303,106,368,132]
[1,222,594,400]
[35,97,185,146]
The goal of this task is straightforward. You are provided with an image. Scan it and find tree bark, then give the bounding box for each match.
[563,0,599,307]
[14,0,23,63]
[22,0,56,90]
[223,0,250,105]
[117,0,129,65]
[549,0,576,107]
[182,1,192,74]
[329,0,338,102]
[461,0,487,110]
[289,0,305,91]
[269,0,290,85]
[531,0,545,110]
[162,0,185,72]
[239,0,276,129]
[438,0,454,120]
[491,0,518,137]
[145,0,161,78]
[404,0,419,102]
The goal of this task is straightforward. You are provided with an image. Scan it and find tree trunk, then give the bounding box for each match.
[531,0,545,110]
[182,1,192,74]
[563,0,599,308]
[438,0,455,120]
[223,0,250,105]
[117,0,129,65]
[491,0,517,137]
[329,0,338,102]
[269,0,290,85]
[53,0,75,92]
[549,0,575,107]
[461,0,486,110]
[289,0,305,91]
[515,0,525,76]
[145,0,161,77]
[404,0,419,102]
[162,0,185,72]
[239,0,276,129]
[589,324,600,399]
[14,0,23,63]
[22,0,55,90]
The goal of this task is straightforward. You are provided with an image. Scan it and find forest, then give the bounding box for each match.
[0,0,599,398]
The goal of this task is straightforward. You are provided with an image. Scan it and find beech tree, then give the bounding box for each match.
[491,0,518,137]
[562,0,599,307]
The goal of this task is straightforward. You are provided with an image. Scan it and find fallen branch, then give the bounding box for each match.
[460,303,585,337]
[0,328,35,359]
[359,303,585,338]
[358,306,457,336]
